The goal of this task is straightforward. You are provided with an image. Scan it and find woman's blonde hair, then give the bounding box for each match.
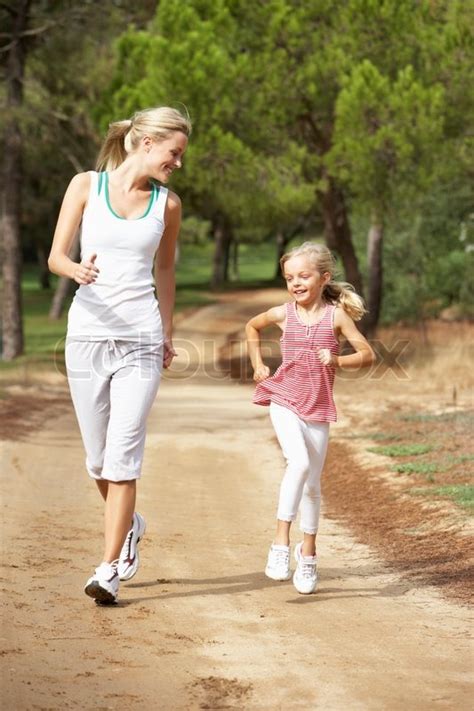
[96,106,192,171]
[280,242,367,321]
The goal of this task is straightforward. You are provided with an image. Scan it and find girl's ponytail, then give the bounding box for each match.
[323,281,366,321]
[96,120,132,171]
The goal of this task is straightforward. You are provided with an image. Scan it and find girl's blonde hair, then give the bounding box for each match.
[96,106,192,171]
[280,242,367,321]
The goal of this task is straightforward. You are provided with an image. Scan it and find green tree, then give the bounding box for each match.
[96,0,316,287]
[328,62,444,333]
[1,0,31,360]
[0,1,160,350]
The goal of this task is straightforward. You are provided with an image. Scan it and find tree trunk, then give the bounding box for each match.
[211,216,232,289]
[362,213,384,337]
[274,230,290,280]
[230,240,239,281]
[48,230,80,320]
[1,0,31,360]
[36,243,50,289]
[319,177,364,297]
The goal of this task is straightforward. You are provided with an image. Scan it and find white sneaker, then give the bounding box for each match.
[84,560,119,604]
[293,542,318,594]
[265,544,291,581]
[117,512,146,581]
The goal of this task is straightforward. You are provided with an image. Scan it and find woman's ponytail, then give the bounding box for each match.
[96,120,132,171]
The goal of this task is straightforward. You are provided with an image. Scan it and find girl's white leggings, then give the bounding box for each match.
[269,402,330,535]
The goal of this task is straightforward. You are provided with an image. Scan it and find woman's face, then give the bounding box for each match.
[144,132,188,183]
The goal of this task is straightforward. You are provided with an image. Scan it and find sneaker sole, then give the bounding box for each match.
[84,581,117,605]
[292,572,317,594]
[265,567,292,581]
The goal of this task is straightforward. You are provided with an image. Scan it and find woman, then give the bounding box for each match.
[48,107,191,604]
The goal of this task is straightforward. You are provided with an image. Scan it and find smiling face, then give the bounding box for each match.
[283,255,330,306]
[143,131,188,183]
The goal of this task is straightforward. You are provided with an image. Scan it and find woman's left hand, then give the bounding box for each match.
[163,338,177,369]
[317,348,337,367]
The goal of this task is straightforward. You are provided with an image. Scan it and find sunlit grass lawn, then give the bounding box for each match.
[1,241,280,378]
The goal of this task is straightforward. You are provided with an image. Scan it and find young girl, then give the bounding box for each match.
[246,242,375,594]
[48,107,191,604]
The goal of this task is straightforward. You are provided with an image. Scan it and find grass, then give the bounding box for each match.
[399,411,473,424]
[342,432,402,441]
[368,407,473,515]
[368,444,435,457]
[178,241,279,287]
[367,432,403,441]
[410,484,474,511]
[391,462,440,475]
[451,454,474,464]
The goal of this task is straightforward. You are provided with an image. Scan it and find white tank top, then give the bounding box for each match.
[67,171,168,341]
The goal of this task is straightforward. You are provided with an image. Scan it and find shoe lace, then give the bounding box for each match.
[121,529,133,557]
[274,549,289,566]
[299,559,316,579]
[97,559,119,578]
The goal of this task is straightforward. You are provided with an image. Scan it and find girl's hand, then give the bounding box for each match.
[317,348,337,367]
[163,338,177,369]
[253,364,270,383]
[73,253,99,285]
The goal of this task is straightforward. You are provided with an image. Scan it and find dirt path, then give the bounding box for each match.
[1,293,472,710]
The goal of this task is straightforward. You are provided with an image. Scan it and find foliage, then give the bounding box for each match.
[96,0,315,241]
[3,0,473,324]
[1,1,159,262]
[328,62,444,215]
[179,216,211,246]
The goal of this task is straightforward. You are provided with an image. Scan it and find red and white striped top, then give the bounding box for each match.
[253,301,339,422]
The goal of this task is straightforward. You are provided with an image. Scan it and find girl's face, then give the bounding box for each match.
[283,255,330,306]
[143,131,188,183]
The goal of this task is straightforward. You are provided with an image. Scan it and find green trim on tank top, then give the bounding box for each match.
[104,172,158,220]
[98,171,104,195]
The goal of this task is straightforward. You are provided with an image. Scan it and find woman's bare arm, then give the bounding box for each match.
[48,173,99,285]
[154,191,181,367]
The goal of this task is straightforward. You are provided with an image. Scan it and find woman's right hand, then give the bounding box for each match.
[72,253,99,285]
[253,364,270,383]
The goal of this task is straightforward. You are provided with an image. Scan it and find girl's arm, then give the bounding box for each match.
[319,307,376,369]
[155,191,181,368]
[245,305,286,382]
[48,173,99,284]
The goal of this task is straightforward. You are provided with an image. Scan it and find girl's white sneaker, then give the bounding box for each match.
[84,560,119,604]
[265,544,291,581]
[293,542,318,594]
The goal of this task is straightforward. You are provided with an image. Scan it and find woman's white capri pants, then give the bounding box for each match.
[65,338,162,482]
